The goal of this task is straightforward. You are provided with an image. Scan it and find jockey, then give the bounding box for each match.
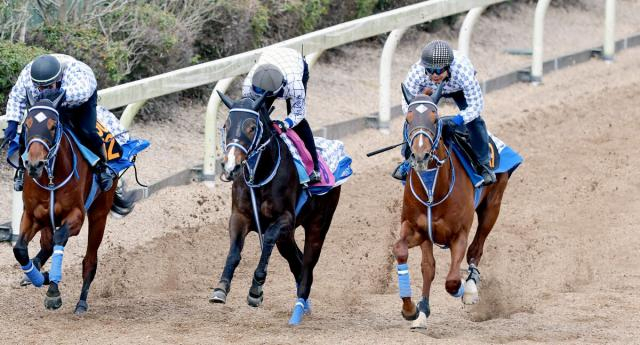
[242,47,321,184]
[2,54,116,192]
[393,40,496,186]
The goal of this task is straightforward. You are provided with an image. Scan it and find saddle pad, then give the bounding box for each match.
[452,132,523,206]
[279,130,353,195]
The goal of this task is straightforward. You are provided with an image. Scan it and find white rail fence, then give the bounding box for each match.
[0,0,622,242]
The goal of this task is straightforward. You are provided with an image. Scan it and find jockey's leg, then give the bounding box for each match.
[291,119,320,183]
[69,91,115,191]
[392,142,412,181]
[465,117,496,186]
[13,131,26,191]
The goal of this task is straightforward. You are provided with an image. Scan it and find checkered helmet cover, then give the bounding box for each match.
[420,40,454,69]
[252,63,285,93]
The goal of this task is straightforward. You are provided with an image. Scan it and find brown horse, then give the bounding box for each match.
[13,92,116,314]
[392,87,517,329]
[209,92,342,325]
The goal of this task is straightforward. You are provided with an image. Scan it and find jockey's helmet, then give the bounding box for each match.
[30,54,62,87]
[421,40,454,73]
[251,63,285,97]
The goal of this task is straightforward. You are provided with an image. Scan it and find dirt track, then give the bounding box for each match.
[1,2,640,344]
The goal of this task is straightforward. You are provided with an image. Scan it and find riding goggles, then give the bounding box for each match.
[425,66,447,75]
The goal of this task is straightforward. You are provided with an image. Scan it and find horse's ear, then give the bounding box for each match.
[216,90,234,110]
[401,83,414,105]
[251,93,267,112]
[51,89,66,108]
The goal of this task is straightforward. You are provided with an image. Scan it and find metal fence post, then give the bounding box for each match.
[379,27,408,133]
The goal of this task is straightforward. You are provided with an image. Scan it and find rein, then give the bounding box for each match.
[25,118,78,230]
[223,107,283,250]
[405,102,456,249]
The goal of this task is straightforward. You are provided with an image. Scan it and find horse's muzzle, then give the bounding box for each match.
[26,160,45,179]
[222,165,241,182]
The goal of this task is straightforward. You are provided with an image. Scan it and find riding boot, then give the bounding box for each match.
[292,119,321,184]
[14,168,25,192]
[93,147,116,192]
[392,143,411,181]
[465,117,496,186]
[14,134,26,192]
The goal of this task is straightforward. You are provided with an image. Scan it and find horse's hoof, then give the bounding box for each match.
[74,300,88,315]
[20,277,32,287]
[401,307,419,321]
[462,279,479,305]
[209,289,227,304]
[247,292,263,307]
[410,311,428,330]
[44,295,62,310]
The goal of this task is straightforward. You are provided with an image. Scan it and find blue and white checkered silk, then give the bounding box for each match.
[402,50,484,124]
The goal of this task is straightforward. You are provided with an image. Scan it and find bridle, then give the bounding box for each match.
[404,99,456,249]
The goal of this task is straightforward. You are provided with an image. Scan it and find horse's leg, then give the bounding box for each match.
[210,212,250,304]
[275,231,303,291]
[411,240,435,330]
[247,213,293,308]
[444,233,468,299]
[14,214,48,288]
[74,206,108,315]
[392,220,418,321]
[45,208,83,311]
[18,224,53,287]
[464,176,508,304]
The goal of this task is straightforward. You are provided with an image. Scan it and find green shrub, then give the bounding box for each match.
[0,40,48,113]
[27,24,129,88]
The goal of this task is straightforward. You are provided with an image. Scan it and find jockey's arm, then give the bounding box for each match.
[456,66,484,124]
[284,89,306,129]
[60,62,97,108]
[5,67,31,123]
[402,62,430,114]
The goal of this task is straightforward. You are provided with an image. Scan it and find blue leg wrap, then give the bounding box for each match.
[451,281,465,298]
[49,245,64,284]
[288,298,306,326]
[21,260,44,287]
[397,263,412,298]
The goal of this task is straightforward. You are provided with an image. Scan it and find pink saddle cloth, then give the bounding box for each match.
[275,125,335,187]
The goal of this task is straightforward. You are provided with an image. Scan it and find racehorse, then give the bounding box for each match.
[393,86,518,329]
[209,91,342,325]
[12,91,116,314]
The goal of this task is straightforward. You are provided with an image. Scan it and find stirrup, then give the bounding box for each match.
[96,163,116,192]
[308,170,321,184]
[475,166,496,187]
[392,161,410,181]
[13,168,25,192]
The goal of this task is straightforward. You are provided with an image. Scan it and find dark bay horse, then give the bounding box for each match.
[209,92,341,325]
[13,92,116,314]
[393,87,514,329]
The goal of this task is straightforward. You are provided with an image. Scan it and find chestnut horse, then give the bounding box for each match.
[209,92,341,326]
[13,92,116,314]
[393,86,517,329]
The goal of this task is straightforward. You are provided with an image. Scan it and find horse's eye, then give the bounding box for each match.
[242,119,256,136]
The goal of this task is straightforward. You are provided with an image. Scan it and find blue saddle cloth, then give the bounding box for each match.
[8,131,149,174]
[7,130,150,210]
[451,141,522,208]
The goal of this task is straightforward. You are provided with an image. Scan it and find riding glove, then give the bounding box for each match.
[273,120,288,132]
[1,120,19,149]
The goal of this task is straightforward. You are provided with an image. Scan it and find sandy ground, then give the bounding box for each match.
[1,1,640,344]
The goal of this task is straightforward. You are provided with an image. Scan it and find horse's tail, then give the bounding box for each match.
[111,179,135,218]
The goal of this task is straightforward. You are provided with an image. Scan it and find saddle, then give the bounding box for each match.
[441,120,500,174]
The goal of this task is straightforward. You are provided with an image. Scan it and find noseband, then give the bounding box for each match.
[404,99,456,249]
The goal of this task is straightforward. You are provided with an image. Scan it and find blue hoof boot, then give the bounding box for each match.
[288,298,306,326]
